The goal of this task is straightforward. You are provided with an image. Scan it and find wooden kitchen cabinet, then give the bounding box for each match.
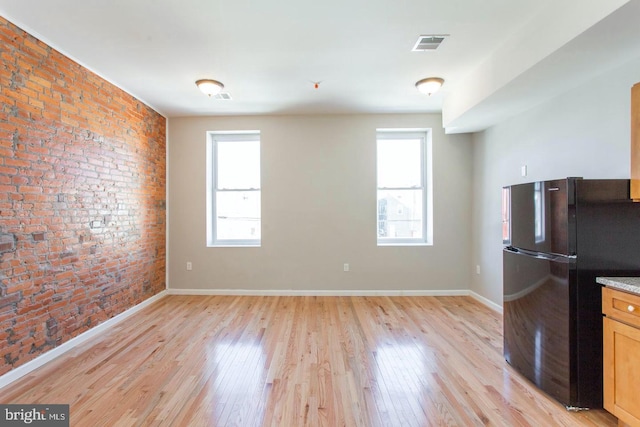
[603,286,640,426]
[632,83,640,200]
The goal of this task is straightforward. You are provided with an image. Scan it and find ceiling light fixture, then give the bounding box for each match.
[415,77,444,96]
[196,79,224,96]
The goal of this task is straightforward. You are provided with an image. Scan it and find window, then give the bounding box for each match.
[377,129,432,245]
[502,187,511,245]
[207,132,261,246]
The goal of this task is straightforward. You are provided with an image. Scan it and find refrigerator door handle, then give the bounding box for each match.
[504,246,576,263]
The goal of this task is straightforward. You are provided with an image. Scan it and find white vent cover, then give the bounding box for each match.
[412,35,448,51]
[214,92,232,100]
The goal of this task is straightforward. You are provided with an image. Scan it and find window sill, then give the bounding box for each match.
[377,242,432,247]
[207,242,261,248]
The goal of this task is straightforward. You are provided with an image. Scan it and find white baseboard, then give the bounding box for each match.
[168,288,503,313]
[470,291,503,314]
[167,288,472,297]
[0,290,168,390]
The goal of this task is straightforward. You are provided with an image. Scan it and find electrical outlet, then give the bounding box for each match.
[186,262,192,271]
[476,265,481,275]
[343,263,350,272]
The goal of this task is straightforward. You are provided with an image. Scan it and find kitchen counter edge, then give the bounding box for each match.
[596,277,640,296]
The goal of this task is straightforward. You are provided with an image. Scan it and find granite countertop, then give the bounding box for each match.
[596,277,640,296]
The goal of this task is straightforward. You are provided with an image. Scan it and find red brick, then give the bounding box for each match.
[3,88,28,104]
[18,186,42,193]
[22,38,49,57]
[0,15,166,375]
[4,158,31,168]
[29,74,52,89]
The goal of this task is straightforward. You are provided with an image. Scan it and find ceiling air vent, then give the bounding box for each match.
[412,35,448,51]
[214,92,232,100]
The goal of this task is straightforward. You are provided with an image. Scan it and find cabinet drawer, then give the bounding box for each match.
[603,286,640,327]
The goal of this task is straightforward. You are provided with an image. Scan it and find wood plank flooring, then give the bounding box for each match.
[0,295,617,426]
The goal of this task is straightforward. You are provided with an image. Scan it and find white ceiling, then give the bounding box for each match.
[0,0,638,133]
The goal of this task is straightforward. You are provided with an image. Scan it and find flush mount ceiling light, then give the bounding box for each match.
[415,77,444,96]
[196,79,224,96]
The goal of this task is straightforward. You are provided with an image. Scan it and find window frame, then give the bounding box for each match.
[376,128,433,246]
[502,187,511,245]
[206,131,261,247]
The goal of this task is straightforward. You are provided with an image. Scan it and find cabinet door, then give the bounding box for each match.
[603,316,640,425]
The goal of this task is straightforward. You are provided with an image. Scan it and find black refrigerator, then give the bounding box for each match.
[503,177,640,409]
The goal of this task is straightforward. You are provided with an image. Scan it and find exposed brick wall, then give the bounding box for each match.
[0,16,166,375]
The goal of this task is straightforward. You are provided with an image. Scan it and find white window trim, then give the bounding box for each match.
[206,131,261,247]
[376,128,433,246]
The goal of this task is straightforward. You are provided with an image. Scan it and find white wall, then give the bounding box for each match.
[470,57,640,306]
[168,113,472,293]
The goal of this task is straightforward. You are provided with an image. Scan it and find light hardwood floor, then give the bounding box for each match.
[0,295,617,426]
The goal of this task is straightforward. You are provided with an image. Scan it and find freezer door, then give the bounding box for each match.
[503,247,577,406]
[508,179,575,255]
